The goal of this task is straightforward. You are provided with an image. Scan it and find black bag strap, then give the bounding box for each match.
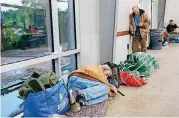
[117,90,125,96]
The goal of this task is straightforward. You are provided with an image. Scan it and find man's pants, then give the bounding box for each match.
[68,76,109,105]
[132,36,147,53]
[167,32,179,42]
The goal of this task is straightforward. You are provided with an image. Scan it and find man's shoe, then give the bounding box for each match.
[71,102,81,112]
[79,99,85,106]
[69,89,79,104]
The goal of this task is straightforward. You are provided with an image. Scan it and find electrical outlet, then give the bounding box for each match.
[127,44,129,49]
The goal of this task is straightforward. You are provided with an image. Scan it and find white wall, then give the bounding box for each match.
[99,0,116,64]
[114,35,131,64]
[151,0,159,29]
[140,0,159,29]
[164,0,179,27]
[158,0,166,29]
[77,0,154,65]
[115,0,140,31]
[140,0,151,22]
[76,0,100,66]
[113,0,139,64]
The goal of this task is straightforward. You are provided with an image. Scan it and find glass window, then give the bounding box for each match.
[61,54,77,85]
[1,61,53,117]
[1,0,52,65]
[57,0,76,52]
[61,55,77,76]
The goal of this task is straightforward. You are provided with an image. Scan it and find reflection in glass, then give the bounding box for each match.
[61,54,76,85]
[1,61,53,117]
[1,0,52,65]
[61,55,76,76]
[58,0,76,52]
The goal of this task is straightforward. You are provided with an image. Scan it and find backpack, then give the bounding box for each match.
[104,62,121,88]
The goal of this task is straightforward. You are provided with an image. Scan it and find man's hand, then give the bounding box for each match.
[138,23,143,28]
[129,30,134,36]
[129,25,135,36]
[131,33,134,36]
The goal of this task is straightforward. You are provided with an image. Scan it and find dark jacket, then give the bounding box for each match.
[166,24,177,33]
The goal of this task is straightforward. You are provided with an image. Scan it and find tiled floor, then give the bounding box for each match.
[106,44,179,117]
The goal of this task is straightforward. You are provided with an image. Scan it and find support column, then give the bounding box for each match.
[77,0,100,66]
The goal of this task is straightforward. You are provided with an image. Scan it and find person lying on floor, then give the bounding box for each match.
[67,63,117,112]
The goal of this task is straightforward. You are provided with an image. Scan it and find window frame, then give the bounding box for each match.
[0,0,80,117]
[0,0,80,76]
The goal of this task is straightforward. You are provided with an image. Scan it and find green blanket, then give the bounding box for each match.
[119,52,159,77]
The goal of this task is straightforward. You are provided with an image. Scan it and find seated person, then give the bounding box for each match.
[166,20,177,33]
[67,63,117,112]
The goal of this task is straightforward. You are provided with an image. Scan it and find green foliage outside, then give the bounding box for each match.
[58,9,68,44]
[1,0,44,51]
[1,0,69,50]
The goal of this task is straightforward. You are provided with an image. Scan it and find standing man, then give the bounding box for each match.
[129,6,150,53]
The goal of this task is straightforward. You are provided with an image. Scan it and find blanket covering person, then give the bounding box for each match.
[67,63,117,112]
[68,76,109,106]
[68,63,117,97]
[119,52,159,77]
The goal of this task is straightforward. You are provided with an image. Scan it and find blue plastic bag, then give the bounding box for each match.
[24,80,70,117]
[175,38,179,43]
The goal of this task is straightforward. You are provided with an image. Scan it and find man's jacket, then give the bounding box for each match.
[68,63,117,97]
[129,9,150,38]
[166,24,177,33]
